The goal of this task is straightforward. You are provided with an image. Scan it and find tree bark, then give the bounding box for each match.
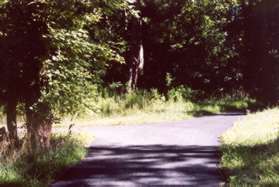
[128,42,144,90]
[25,102,52,153]
[6,98,19,146]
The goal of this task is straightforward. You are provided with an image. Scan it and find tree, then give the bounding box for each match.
[98,0,145,91]
[126,0,145,91]
[0,0,49,146]
[137,0,239,93]
[0,0,127,151]
[102,0,241,94]
[233,0,279,104]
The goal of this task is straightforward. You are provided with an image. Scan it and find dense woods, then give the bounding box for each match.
[0,0,278,155]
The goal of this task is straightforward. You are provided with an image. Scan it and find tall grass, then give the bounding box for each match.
[95,88,194,116]
[221,108,279,185]
[0,134,87,187]
[61,87,255,126]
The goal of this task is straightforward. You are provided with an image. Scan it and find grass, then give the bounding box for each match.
[56,88,255,127]
[221,108,279,186]
[0,133,87,187]
[59,100,195,126]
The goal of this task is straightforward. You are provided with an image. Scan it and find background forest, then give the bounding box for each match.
[0,0,279,186]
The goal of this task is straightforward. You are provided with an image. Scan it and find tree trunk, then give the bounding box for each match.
[26,102,53,153]
[6,98,19,146]
[127,9,144,91]
[128,42,144,90]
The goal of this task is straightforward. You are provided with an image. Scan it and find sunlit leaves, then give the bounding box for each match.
[39,1,127,116]
[0,0,129,117]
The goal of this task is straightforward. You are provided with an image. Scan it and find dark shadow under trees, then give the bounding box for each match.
[53,145,225,186]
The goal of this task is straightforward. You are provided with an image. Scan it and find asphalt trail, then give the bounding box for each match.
[52,113,243,187]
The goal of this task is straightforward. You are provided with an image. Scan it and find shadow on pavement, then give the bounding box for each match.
[53,145,224,186]
[190,110,246,117]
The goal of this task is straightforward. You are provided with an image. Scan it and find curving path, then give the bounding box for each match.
[52,113,243,187]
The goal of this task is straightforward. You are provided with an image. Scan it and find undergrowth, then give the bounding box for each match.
[59,87,256,126]
[0,87,256,127]
[0,134,87,187]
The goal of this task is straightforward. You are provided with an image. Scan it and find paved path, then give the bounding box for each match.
[52,113,243,186]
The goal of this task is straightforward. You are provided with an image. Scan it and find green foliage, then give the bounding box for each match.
[40,0,126,117]
[122,0,241,92]
[235,0,279,103]
[0,0,131,135]
[97,88,252,117]
[194,93,255,113]
[167,86,195,101]
[103,0,279,104]
[0,134,86,187]
[221,108,279,185]
[66,88,254,126]
[0,163,22,185]
[95,89,167,116]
